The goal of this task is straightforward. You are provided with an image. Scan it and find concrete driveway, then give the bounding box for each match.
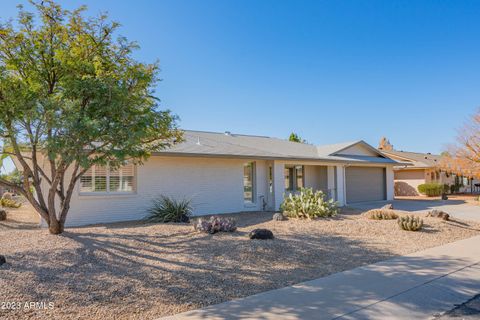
[349,199,480,222]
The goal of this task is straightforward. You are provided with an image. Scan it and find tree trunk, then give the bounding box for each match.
[48,216,63,234]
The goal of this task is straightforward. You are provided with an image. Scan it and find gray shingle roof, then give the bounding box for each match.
[156,130,401,165]
[381,150,441,168]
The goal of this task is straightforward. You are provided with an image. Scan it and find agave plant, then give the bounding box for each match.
[145,195,192,223]
[280,188,338,219]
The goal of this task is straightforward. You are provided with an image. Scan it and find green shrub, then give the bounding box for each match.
[365,209,398,220]
[417,183,443,197]
[397,215,423,231]
[280,188,338,219]
[443,184,450,194]
[0,198,21,208]
[145,195,192,223]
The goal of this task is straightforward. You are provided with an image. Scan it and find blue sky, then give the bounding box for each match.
[2,0,480,172]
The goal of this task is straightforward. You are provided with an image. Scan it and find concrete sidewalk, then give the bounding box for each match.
[160,235,480,320]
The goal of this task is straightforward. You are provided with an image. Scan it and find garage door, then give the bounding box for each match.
[346,166,386,203]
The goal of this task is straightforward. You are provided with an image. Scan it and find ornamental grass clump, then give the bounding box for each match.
[280,188,338,219]
[397,215,423,231]
[0,198,21,208]
[365,209,398,220]
[193,216,237,234]
[146,195,192,223]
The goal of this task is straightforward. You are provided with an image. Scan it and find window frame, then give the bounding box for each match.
[284,167,294,191]
[295,165,305,190]
[79,163,136,196]
[285,165,305,191]
[268,165,273,194]
[243,161,256,204]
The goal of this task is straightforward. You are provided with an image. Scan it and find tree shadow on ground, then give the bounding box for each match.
[0,206,39,230]
[0,226,399,319]
[1,209,479,320]
[446,219,480,231]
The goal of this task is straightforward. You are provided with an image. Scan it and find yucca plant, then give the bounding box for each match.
[365,209,398,220]
[280,188,338,219]
[397,215,423,231]
[145,195,192,223]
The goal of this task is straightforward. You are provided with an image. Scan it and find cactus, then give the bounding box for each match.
[397,215,423,231]
[280,188,338,219]
[365,209,398,220]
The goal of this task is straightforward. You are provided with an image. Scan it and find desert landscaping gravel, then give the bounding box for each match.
[1,205,479,320]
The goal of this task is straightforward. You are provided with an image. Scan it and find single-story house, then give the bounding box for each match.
[24,130,404,226]
[380,150,478,196]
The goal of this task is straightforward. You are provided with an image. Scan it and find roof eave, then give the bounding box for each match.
[152,151,402,165]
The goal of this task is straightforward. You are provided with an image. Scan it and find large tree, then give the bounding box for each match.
[440,110,480,179]
[0,1,182,234]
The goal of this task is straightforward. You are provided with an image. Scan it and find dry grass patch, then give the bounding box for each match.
[0,207,479,320]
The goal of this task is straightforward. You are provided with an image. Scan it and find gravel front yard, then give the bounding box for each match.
[1,206,479,320]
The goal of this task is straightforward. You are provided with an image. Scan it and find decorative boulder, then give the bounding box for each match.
[426,209,450,221]
[272,213,287,221]
[381,204,394,210]
[0,209,6,221]
[249,228,274,240]
[0,255,5,266]
[179,215,190,223]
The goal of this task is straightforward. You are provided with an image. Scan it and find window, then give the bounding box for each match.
[243,162,255,203]
[285,165,304,191]
[295,165,304,189]
[285,167,294,191]
[80,162,135,194]
[268,165,273,193]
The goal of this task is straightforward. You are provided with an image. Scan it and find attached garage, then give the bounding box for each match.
[345,166,386,203]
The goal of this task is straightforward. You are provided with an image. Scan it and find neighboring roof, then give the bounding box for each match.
[155,130,403,165]
[381,150,441,168]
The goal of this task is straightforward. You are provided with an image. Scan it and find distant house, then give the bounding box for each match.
[381,150,477,196]
[14,130,404,226]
